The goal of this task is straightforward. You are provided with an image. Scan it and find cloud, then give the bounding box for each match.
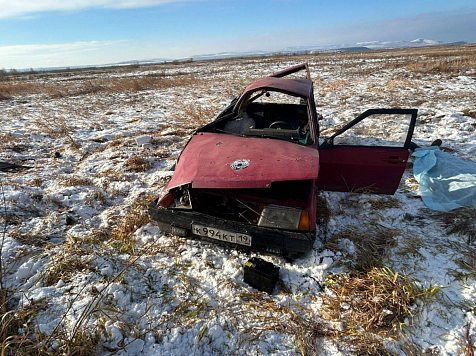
[0,0,208,18]
[0,41,117,56]
[0,41,123,68]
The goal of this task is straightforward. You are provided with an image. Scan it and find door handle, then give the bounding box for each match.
[382,156,405,164]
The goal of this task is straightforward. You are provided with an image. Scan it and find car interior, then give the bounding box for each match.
[201,91,313,144]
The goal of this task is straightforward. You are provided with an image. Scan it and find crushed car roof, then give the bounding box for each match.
[234,63,313,112]
[239,77,312,99]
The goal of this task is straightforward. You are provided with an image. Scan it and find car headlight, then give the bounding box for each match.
[258,205,310,231]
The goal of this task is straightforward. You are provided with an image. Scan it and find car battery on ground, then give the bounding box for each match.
[243,257,280,294]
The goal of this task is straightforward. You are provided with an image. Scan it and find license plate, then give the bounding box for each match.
[191,224,252,246]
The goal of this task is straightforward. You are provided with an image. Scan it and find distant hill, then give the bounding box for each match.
[189,38,466,61]
[23,38,468,72]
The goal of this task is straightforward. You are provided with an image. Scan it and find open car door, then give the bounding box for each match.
[317,109,417,195]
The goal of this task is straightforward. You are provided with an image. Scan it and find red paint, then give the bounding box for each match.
[234,78,313,113]
[154,63,417,255]
[270,63,311,79]
[163,132,320,193]
[317,146,409,194]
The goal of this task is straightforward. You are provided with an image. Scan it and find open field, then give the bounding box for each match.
[1,44,476,355]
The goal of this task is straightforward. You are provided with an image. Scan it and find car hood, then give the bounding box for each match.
[164,132,319,191]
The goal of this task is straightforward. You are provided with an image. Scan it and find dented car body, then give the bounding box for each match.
[149,64,417,259]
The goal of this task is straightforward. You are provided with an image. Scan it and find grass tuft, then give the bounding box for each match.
[462,108,476,119]
[0,74,200,99]
[316,194,332,232]
[369,197,401,211]
[0,299,44,355]
[404,56,476,75]
[324,267,442,346]
[328,225,400,271]
[237,292,330,356]
[59,176,93,187]
[125,156,151,172]
[461,322,475,356]
[343,333,397,356]
[435,207,476,244]
[109,196,154,254]
[56,327,101,356]
[42,249,92,286]
[33,116,80,149]
[182,103,218,128]
[323,266,443,356]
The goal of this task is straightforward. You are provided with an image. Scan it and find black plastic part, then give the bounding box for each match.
[0,161,32,172]
[409,142,420,151]
[148,202,315,257]
[243,257,280,294]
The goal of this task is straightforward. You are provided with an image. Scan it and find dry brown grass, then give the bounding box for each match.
[29,178,43,188]
[33,116,80,148]
[369,197,401,211]
[0,212,23,227]
[42,248,93,286]
[1,44,474,102]
[55,327,101,356]
[322,266,442,356]
[435,208,476,244]
[109,195,154,254]
[320,266,442,355]
[328,225,400,271]
[463,108,476,119]
[340,44,476,76]
[449,242,476,281]
[1,177,100,355]
[59,176,93,187]
[404,55,476,74]
[461,322,475,356]
[1,318,100,356]
[323,267,442,354]
[124,155,151,172]
[96,168,129,181]
[324,267,414,332]
[236,291,330,356]
[316,194,332,235]
[403,176,419,192]
[158,127,191,138]
[0,133,19,152]
[107,135,126,147]
[0,299,47,355]
[86,190,107,206]
[181,103,219,129]
[9,230,50,247]
[340,333,397,356]
[0,74,200,99]
[319,122,349,137]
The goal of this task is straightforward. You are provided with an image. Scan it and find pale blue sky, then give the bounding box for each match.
[1,0,475,69]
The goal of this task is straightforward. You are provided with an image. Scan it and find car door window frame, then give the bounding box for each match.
[320,109,417,150]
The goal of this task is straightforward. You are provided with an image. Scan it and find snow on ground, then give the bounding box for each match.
[1,46,476,355]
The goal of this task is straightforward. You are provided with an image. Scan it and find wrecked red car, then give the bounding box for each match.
[149,64,417,259]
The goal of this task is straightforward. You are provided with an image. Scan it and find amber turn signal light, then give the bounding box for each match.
[298,210,310,231]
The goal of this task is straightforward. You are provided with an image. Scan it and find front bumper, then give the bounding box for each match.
[148,203,315,258]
